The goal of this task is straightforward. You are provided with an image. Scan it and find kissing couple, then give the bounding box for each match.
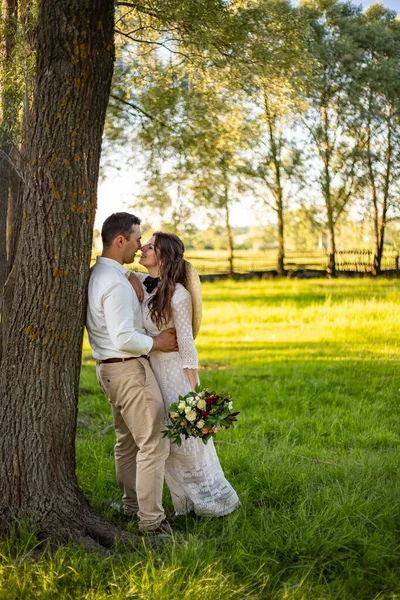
[86,212,239,535]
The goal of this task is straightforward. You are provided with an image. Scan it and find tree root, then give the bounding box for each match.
[0,499,136,553]
[0,495,173,554]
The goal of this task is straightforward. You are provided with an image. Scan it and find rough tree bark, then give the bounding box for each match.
[0,0,126,547]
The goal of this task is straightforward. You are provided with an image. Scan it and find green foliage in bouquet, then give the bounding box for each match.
[162,384,239,446]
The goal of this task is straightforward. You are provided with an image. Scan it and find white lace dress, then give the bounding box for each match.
[138,277,240,517]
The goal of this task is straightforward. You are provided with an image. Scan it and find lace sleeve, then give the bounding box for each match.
[172,286,198,369]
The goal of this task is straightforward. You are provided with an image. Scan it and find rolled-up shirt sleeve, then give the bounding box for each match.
[103,282,153,356]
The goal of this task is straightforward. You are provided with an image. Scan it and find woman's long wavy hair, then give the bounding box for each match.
[148,232,186,328]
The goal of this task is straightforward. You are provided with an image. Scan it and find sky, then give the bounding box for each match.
[353,0,399,9]
[96,0,399,231]
[292,0,399,10]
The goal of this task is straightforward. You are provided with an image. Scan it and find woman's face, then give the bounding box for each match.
[138,236,160,270]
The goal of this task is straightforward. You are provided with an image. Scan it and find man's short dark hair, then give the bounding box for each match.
[101,212,141,247]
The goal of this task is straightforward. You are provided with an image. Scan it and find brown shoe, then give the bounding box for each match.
[139,520,175,536]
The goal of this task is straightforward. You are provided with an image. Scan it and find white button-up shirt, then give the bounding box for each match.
[87,256,153,360]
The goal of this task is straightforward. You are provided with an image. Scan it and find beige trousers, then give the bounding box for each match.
[96,357,169,530]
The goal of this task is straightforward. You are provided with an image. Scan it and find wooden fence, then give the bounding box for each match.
[181,249,400,276]
[94,249,400,277]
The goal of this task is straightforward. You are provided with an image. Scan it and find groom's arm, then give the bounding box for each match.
[103,281,178,354]
[151,328,178,353]
[103,282,153,355]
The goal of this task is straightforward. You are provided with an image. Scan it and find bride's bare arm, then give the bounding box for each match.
[185,367,199,392]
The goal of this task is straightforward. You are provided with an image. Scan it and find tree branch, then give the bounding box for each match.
[110,93,170,128]
[114,28,194,59]
[0,149,24,183]
[116,2,160,20]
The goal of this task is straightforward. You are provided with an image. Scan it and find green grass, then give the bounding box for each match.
[2,279,400,599]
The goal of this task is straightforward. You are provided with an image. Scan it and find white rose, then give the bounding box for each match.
[178,402,185,411]
[186,410,197,422]
[197,399,206,410]
[185,406,193,414]
[196,419,205,429]
[228,401,233,411]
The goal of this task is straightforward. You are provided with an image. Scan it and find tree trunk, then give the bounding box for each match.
[320,91,336,278]
[366,90,381,277]
[0,0,124,546]
[0,0,19,301]
[327,211,336,278]
[276,190,284,276]
[373,110,392,276]
[6,0,35,274]
[224,186,234,276]
[368,129,380,275]
[5,146,21,269]
[373,221,382,276]
[0,151,9,294]
[263,89,285,276]
[375,220,385,275]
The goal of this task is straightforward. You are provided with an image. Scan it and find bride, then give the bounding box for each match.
[130,232,239,517]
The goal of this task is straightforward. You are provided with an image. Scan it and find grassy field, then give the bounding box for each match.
[1,279,400,599]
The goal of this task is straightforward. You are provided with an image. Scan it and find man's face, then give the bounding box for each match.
[122,224,142,264]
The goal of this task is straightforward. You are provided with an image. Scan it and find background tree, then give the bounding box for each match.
[0,0,36,302]
[187,85,252,275]
[105,3,250,273]
[136,69,252,275]
[231,0,308,274]
[0,0,19,300]
[354,3,400,274]
[299,0,364,276]
[104,0,306,273]
[242,81,305,274]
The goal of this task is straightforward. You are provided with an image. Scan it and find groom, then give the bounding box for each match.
[86,212,177,534]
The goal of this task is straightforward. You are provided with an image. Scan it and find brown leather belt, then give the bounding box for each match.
[97,356,147,364]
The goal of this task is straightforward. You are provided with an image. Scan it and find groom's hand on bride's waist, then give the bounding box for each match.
[151,328,178,353]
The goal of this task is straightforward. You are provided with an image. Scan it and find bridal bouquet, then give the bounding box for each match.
[162,385,239,446]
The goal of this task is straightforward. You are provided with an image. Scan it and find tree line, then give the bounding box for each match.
[104,0,400,277]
